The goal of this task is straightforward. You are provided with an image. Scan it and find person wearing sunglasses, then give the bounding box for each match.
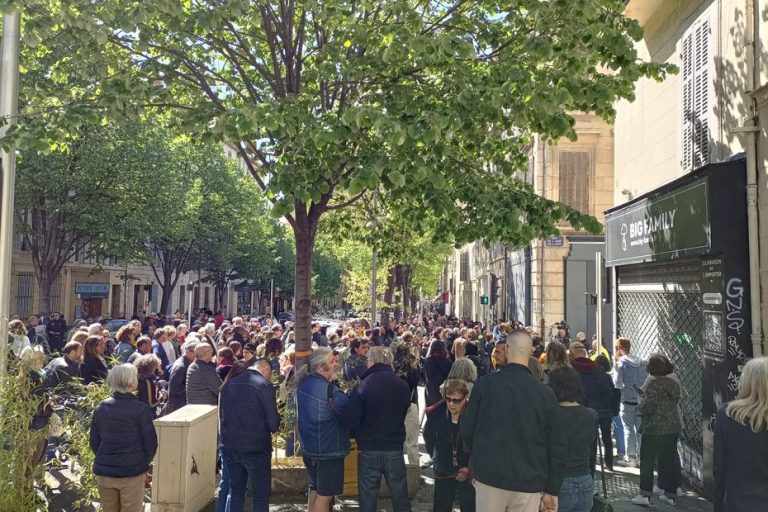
[423,379,474,512]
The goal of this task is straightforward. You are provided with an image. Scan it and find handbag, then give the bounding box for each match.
[592,431,614,512]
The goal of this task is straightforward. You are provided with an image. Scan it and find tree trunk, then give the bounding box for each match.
[292,211,319,370]
[401,265,412,318]
[158,271,175,316]
[381,265,396,327]
[37,269,54,317]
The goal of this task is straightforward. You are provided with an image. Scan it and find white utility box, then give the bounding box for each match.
[151,405,218,512]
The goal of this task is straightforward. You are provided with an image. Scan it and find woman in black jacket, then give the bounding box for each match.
[424,339,453,407]
[90,364,158,512]
[714,356,768,512]
[81,335,109,385]
[423,379,474,512]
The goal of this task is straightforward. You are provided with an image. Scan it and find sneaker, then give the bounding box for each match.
[659,495,677,506]
[653,485,664,496]
[616,457,638,468]
[631,495,652,506]
[676,487,685,497]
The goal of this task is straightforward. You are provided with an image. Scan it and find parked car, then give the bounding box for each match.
[276,310,295,323]
[105,318,128,336]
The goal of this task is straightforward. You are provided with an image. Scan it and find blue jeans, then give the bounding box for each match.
[558,474,594,512]
[613,415,625,456]
[358,450,411,512]
[621,403,641,459]
[222,450,271,512]
[216,449,230,512]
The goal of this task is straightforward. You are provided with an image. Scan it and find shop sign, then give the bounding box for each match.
[605,180,710,266]
[75,282,110,297]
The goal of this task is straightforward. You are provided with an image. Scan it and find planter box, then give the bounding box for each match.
[271,460,420,498]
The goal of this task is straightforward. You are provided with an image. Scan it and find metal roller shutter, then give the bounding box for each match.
[617,259,704,487]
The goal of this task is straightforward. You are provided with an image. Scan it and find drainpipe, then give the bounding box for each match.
[540,137,547,336]
[744,0,763,357]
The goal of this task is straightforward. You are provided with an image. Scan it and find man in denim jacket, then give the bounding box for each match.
[297,347,350,512]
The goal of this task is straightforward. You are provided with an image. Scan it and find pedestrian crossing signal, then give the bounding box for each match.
[480,295,489,305]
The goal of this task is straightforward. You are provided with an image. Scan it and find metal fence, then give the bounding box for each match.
[617,289,704,486]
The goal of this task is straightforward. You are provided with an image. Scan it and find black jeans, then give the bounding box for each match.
[433,477,475,512]
[639,433,679,497]
[590,415,614,473]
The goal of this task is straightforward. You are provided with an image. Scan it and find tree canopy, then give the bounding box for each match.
[2,0,674,362]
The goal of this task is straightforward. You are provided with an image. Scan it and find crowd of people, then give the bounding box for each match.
[6,310,768,512]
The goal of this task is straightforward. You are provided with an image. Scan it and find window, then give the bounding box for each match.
[204,287,210,309]
[682,17,710,172]
[178,286,186,314]
[16,272,33,317]
[460,252,470,282]
[558,150,592,214]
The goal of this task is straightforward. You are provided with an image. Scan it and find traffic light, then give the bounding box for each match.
[490,273,500,305]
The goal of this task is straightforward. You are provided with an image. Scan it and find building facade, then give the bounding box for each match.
[610,0,768,495]
[444,113,614,340]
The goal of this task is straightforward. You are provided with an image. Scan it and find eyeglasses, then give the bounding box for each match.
[445,397,465,405]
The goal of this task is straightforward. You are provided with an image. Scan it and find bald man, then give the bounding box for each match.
[460,331,566,512]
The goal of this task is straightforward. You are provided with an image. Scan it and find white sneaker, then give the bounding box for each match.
[659,495,677,506]
[676,487,685,497]
[616,457,636,467]
[653,485,664,496]
[631,495,652,506]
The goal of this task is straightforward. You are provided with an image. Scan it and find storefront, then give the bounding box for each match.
[605,158,752,497]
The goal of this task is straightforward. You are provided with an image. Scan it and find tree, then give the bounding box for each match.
[14,122,161,316]
[199,174,276,311]
[6,0,674,365]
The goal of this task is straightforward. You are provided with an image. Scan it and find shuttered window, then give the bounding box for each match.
[16,272,33,317]
[682,18,710,172]
[460,252,470,282]
[558,150,592,214]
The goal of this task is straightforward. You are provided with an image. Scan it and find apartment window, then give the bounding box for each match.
[204,287,210,309]
[558,149,592,214]
[682,17,711,172]
[16,272,33,317]
[178,286,186,314]
[460,252,470,282]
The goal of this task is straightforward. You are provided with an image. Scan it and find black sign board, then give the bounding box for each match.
[605,180,711,266]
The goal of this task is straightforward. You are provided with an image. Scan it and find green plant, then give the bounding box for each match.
[60,380,113,507]
[0,351,50,511]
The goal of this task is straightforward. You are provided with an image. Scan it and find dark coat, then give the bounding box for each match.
[460,363,566,495]
[163,356,190,415]
[89,392,158,478]
[81,353,109,385]
[44,356,81,395]
[714,405,768,512]
[424,356,452,406]
[343,364,411,451]
[571,357,616,418]
[219,368,281,453]
[424,403,470,477]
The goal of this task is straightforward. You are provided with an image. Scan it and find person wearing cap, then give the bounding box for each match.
[186,344,222,406]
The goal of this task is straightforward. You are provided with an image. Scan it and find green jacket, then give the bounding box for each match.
[639,376,681,435]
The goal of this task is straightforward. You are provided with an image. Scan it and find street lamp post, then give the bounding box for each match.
[0,13,21,382]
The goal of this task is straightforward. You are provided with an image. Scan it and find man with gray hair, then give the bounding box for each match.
[163,339,199,416]
[461,331,566,512]
[297,347,351,512]
[185,343,222,406]
[344,346,412,512]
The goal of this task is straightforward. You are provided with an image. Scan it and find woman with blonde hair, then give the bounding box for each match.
[714,356,768,512]
[452,338,468,359]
